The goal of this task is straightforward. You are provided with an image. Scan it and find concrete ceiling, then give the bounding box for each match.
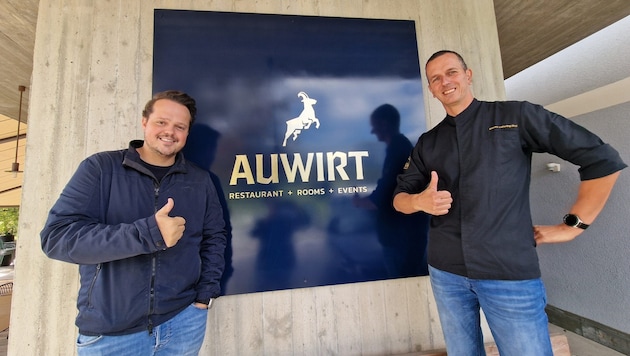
[1,0,630,206]
[495,0,630,79]
[505,15,630,109]
[0,0,37,124]
[0,0,37,207]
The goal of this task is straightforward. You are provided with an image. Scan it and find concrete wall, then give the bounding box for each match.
[9,0,504,354]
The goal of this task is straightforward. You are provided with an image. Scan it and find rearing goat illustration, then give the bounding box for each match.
[282,91,320,147]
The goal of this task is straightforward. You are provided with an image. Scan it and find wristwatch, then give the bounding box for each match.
[563,214,589,230]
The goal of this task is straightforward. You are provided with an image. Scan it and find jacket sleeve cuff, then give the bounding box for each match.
[148,215,167,250]
[196,291,216,303]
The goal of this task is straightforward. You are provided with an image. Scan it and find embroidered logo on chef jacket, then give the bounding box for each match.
[488,124,518,131]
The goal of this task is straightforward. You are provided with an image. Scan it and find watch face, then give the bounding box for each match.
[564,214,578,226]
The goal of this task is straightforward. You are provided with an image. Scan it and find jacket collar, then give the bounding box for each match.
[123,140,188,178]
[445,98,480,126]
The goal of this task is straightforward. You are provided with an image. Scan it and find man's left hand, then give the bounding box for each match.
[533,224,583,245]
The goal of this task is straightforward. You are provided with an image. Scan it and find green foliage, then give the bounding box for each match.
[0,207,19,236]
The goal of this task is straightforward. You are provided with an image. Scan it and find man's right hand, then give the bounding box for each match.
[416,171,452,215]
[155,198,186,247]
[393,171,452,215]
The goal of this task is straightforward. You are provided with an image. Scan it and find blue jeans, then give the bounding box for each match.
[429,266,553,356]
[77,303,208,356]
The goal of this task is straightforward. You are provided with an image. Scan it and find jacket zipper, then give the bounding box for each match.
[148,182,160,334]
[87,263,102,308]
[148,256,156,334]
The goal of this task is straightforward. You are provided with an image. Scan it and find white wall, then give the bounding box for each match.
[9,1,505,355]
[507,16,630,333]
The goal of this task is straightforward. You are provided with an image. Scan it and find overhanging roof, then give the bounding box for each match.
[0,114,26,207]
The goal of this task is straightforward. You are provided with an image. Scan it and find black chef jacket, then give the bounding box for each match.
[394,99,626,280]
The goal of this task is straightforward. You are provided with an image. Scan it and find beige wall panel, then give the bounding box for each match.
[86,0,142,153]
[206,292,265,355]
[407,277,440,351]
[243,0,285,14]
[455,0,505,102]
[312,281,339,354]
[317,0,364,18]
[283,0,319,16]
[362,2,420,23]
[332,283,363,354]
[357,282,388,354]
[262,290,294,354]
[139,2,157,118]
[10,1,94,355]
[383,278,413,353]
[106,1,145,148]
[10,0,502,354]
[289,288,319,355]
[415,0,505,128]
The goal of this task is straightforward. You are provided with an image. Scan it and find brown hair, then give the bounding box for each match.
[425,50,469,83]
[142,90,197,124]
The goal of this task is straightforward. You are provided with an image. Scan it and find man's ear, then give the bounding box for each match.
[466,68,473,84]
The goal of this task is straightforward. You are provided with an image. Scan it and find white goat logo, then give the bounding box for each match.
[282,91,320,147]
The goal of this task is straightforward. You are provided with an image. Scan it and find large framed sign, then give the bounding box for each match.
[153,10,429,295]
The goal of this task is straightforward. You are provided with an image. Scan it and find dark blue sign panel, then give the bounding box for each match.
[153,10,429,295]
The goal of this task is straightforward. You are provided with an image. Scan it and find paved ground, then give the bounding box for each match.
[548,324,625,356]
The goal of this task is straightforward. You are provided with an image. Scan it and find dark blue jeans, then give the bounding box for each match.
[77,303,208,356]
[429,266,553,356]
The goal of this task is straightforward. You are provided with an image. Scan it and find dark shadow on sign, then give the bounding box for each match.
[251,200,310,292]
[352,104,430,277]
[182,123,234,295]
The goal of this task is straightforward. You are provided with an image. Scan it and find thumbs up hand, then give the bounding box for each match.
[155,198,186,248]
[417,171,452,216]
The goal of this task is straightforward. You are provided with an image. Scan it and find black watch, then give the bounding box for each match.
[563,214,589,230]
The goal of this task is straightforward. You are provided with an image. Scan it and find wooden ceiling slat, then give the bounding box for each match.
[494,0,630,78]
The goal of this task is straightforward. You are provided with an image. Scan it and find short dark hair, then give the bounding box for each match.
[371,104,400,131]
[425,50,469,82]
[142,90,197,125]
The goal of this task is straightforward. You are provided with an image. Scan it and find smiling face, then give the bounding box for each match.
[138,99,191,166]
[426,52,474,117]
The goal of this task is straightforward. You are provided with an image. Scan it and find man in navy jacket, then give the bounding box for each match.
[41,90,227,355]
